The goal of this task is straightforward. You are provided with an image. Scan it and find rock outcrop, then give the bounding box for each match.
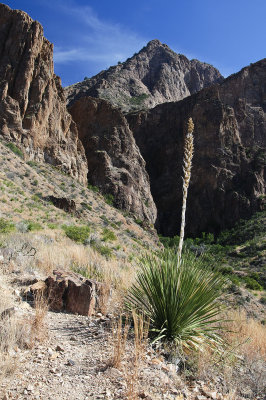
[66,39,223,112]
[0,3,87,183]
[29,270,110,316]
[69,97,157,223]
[128,59,266,237]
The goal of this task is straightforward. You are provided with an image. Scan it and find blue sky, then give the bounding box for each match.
[4,0,266,86]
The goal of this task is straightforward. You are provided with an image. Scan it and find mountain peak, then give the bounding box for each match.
[66,41,223,112]
[145,39,163,48]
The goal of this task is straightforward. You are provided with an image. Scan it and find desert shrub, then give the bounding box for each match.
[5,143,23,158]
[217,265,234,275]
[0,218,15,234]
[104,193,114,206]
[159,235,179,248]
[102,228,117,242]
[26,160,38,167]
[129,93,149,105]
[87,183,99,193]
[47,223,57,229]
[91,243,113,259]
[81,202,92,211]
[62,225,90,243]
[27,221,43,231]
[244,277,263,291]
[126,250,226,349]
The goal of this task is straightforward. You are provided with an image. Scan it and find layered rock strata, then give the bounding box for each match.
[0,4,87,183]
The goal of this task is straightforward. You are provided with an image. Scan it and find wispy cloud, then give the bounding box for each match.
[53,2,147,68]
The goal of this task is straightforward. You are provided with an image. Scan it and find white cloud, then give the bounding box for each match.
[53,3,147,68]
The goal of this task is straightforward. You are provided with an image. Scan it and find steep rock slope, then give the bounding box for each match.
[66,39,223,112]
[128,59,266,237]
[69,97,157,223]
[0,3,87,183]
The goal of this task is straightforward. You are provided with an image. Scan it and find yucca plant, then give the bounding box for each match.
[177,117,194,266]
[126,250,226,350]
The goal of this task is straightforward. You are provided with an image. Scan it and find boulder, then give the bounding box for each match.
[29,269,110,316]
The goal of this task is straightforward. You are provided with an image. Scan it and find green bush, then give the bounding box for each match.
[244,277,263,291]
[0,218,15,234]
[126,250,226,349]
[104,193,114,206]
[5,143,24,158]
[63,225,90,243]
[47,223,57,229]
[92,243,113,259]
[159,235,180,248]
[102,228,117,242]
[27,221,43,231]
[129,93,149,106]
[81,202,92,211]
[259,296,266,305]
[26,161,38,167]
[88,183,99,193]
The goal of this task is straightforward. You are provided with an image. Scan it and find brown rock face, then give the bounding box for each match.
[0,4,87,183]
[69,97,157,223]
[128,59,266,237]
[66,39,223,112]
[29,270,109,316]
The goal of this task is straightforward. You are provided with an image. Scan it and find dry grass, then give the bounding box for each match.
[0,276,30,380]
[0,267,48,383]
[193,309,266,397]
[223,309,266,360]
[109,315,130,368]
[30,292,48,345]
[107,312,150,399]
[124,312,149,400]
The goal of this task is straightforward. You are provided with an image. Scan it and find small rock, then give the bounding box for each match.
[67,359,75,366]
[202,390,217,399]
[151,358,162,365]
[139,391,153,399]
[49,352,58,360]
[55,345,64,352]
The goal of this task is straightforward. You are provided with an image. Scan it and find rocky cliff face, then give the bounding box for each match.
[69,97,157,223]
[128,59,266,237]
[0,4,87,183]
[66,39,223,113]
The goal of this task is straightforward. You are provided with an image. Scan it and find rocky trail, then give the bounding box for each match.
[1,308,231,400]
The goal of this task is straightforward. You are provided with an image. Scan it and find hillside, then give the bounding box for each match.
[66,39,223,112]
[1,138,265,400]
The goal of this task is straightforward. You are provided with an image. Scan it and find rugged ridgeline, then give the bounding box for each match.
[68,97,157,223]
[127,59,266,237]
[0,3,87,183]
[66,39,223,112]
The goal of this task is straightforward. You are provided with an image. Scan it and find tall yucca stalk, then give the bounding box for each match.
[177,117,194,266]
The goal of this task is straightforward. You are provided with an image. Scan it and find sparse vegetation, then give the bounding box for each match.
[0,218,15,234]
[129,93,149,106]
[102,227,117,242]
[62,224,90,243]
[5,143,23,158]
